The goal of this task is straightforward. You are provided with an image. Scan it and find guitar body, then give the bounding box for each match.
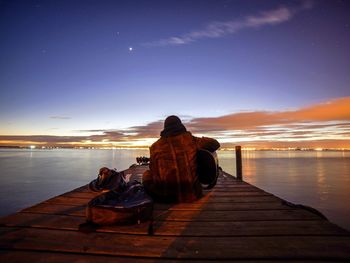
[197,149,219,189]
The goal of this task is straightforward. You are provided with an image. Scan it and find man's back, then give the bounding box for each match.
[149,131,200,202]
[143,115,220,203]
[144,132,219,202]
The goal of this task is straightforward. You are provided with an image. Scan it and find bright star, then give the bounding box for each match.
[129,47,133,51]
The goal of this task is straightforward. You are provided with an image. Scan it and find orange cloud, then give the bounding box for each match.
[188,97,350,132]
[1,97,350,148]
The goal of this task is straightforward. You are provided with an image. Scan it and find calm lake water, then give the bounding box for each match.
[0,149,349,231]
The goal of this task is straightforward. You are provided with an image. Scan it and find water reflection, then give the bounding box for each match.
[218,150,350,231]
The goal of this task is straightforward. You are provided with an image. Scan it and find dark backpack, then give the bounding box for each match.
[86,181,154,226]
[88,167,127,192]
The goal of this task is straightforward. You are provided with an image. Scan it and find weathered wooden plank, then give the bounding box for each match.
[0,251,155,263]
[21,197,284,215]
[155,202,293,211]
[22,203,304,220]
[215,185,255,189]
[178,195,282,203]
[214,180,259,186]
[20,203,320,221]
[69,185,255,197]
[42,194,281,207]
[21,203,86,217]
[20,201,294,219]
[0,213,347,237]
[125,220,350,237]
[70,185,261,195]
[1,227,350,259]
[44,196,93,205]
[0,213,86,231]
[61,189,271,199]
[68,184,91,193]
[1,250,332,263]
[153,209,322,222]
[211,187,266,192]
[202,191,272,197]
[61,191,101,199]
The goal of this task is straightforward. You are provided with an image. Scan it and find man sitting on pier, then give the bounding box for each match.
[142,115,220,203]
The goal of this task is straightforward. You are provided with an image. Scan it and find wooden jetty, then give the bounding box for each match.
[1,165,350,262]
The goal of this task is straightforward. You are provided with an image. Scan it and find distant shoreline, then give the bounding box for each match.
[0,145,349,151]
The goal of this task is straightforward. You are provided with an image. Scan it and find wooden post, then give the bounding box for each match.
[235,146,242,181]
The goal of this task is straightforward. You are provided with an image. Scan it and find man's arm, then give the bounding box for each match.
[195,137,220,152]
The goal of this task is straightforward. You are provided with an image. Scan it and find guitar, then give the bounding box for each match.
[197,149,219,189]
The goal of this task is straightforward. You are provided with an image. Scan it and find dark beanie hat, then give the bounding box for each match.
[160,115,187,137]
[164,115,182,128]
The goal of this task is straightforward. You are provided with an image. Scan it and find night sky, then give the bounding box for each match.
[1,0,350,148]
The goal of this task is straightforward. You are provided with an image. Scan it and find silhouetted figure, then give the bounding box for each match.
[142,115,220,203]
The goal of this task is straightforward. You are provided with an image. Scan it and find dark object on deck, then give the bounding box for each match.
[88,167,127,192]
[235,145,242,181]
[197,149,219,189]
[86,181,153,226]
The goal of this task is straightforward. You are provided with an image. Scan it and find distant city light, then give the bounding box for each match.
[30,145,36,149]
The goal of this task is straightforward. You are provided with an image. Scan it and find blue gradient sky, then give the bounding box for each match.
[1,0,350,147]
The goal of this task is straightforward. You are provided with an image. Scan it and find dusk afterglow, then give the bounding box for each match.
[1,0,350,149]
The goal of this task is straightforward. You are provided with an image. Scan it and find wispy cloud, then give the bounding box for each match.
[49,116,71,120]
[1,96,350,148]
[144,1,313,47]
[187,97,350,133]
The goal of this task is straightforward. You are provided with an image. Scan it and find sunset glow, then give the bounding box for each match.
[1,1,349,149]
[1,96,349,149]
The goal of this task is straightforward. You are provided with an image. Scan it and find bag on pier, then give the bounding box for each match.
[85,181,154,226]
[88,167,128,192]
